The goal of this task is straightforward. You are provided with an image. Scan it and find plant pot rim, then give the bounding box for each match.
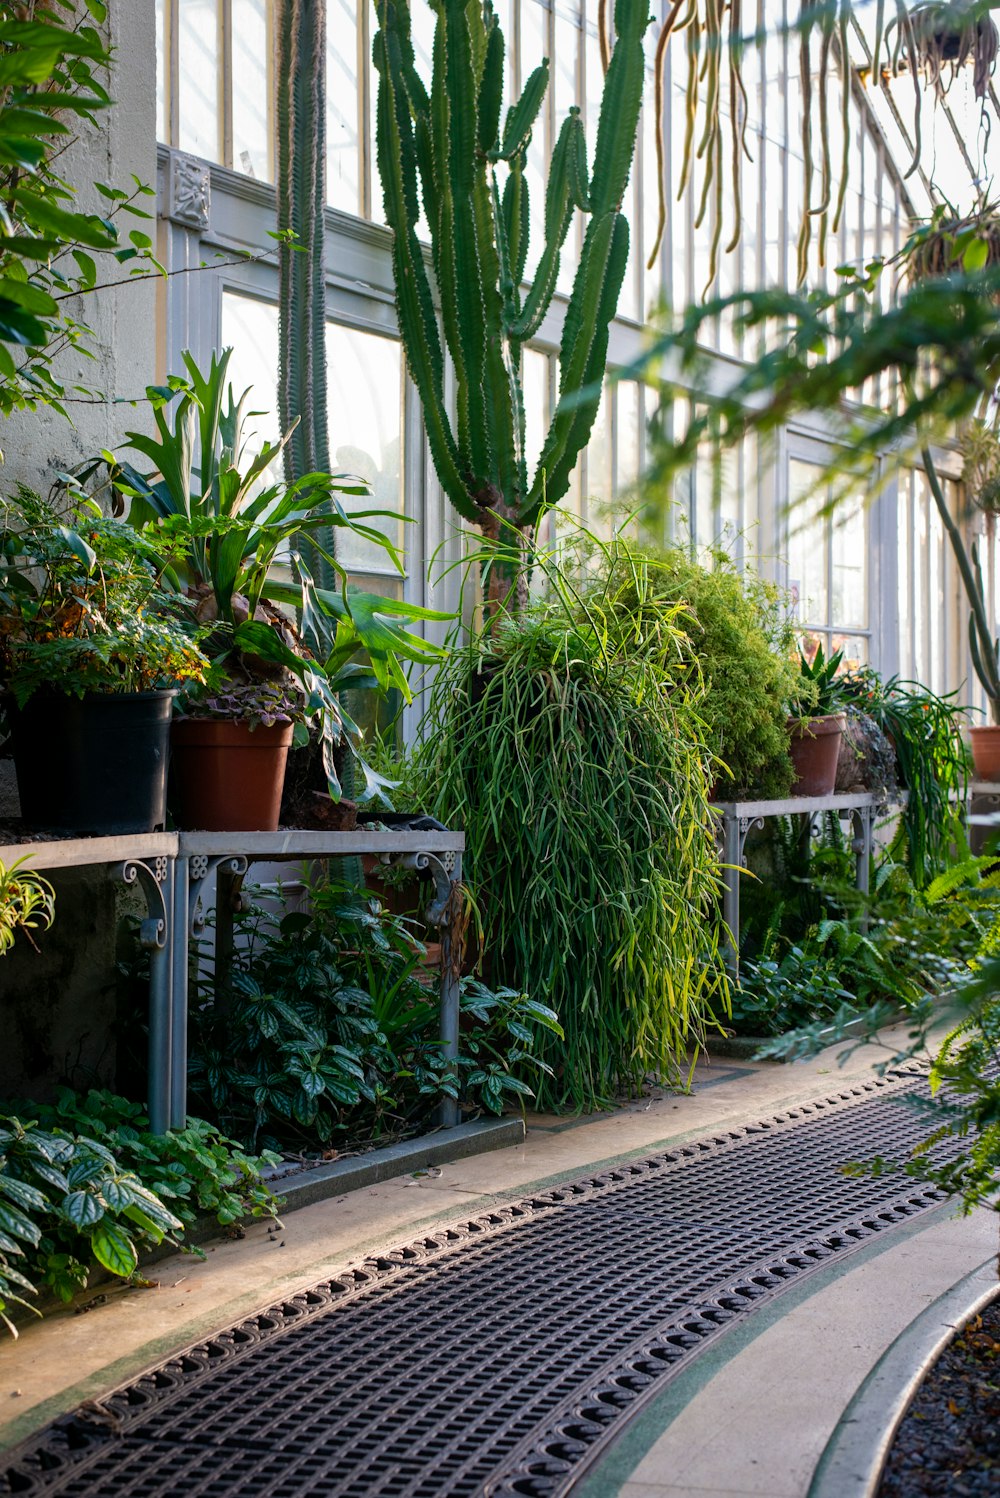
[969,723,1000,735]
[7,686,178,706]
[172,715,294,738]
[787,712,846,733]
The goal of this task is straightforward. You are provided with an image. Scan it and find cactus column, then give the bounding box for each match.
[277,0,334,589]
[373,0,649,609]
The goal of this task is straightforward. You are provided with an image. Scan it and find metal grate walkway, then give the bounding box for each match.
[1,1067,949,1497]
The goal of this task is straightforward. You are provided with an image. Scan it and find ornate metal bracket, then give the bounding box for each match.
[848,804,875,860]
[392,850,456,928]
[188,854,249,939]
[118,857,170,950]
[736,815,765,867]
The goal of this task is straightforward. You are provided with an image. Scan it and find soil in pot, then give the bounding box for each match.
[170,718,293,831]
[969,724,1000,781]
[787,713,846,796]
[9,689,174,835]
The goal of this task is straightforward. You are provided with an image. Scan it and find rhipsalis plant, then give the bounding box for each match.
[373,0,648,607]
[277,0,335,588]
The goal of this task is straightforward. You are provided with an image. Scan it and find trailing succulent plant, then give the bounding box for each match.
[373,0,648,605]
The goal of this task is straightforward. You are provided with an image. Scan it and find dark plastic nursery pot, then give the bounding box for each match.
[8,689,175,835]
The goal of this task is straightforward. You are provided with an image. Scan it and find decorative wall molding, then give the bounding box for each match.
[165,151,211,230]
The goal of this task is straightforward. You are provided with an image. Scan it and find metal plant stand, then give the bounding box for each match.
[713,793,884,977]
[0,827,464,1134]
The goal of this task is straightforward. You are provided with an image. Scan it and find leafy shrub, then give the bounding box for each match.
[417,602,725,1112]
[755,851,1000,1214]
[0,1115,182,1335]
[594,543,799,799]
[23,1090,281,1233]
[189,885,561,1151]
[0,1091,282,1335]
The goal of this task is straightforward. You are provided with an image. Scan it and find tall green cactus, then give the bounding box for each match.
[277,0,334,589]
[373,0,649,606]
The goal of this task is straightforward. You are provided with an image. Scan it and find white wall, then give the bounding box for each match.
[0,0,158,495]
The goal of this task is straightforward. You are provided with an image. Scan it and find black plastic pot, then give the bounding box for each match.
[8,689,175,835]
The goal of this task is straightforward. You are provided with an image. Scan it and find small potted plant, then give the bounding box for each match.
[70,350,445,831]
[170,676,311,834]
[0,490,207,835]
[787,642,848,797]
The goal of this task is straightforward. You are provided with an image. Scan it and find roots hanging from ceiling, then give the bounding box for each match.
[598,0,1000,294]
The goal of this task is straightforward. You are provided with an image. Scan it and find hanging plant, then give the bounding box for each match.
[890,0,999,101]
[633,0,1000,295]
[906,200,1000,284]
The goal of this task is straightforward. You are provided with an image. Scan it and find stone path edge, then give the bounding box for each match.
[271,1116,525,1210]
[571,1199,963,1498]
[807,1254,1000,1498]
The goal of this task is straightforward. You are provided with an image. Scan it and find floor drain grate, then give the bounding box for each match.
[1,1066,949,1497]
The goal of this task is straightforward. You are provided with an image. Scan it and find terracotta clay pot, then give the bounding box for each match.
[969,725,1000,783]
[787,713,846,797]
[170,718,294,831]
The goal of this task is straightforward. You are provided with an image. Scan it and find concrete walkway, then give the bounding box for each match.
[0,1024,994,1497]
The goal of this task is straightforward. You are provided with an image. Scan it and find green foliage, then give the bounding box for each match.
[416,595,725,1111]
[189,883,560,1150]
[0,488,208,707]
[0,856,54,956]
[372,0,648,548]
[0,1,165,417]
[588,543,798,799]
[794,641,848,717]
[65,348,451,799]
[840,669,968,887]
[638,262,1000,714]
[733,945,855,1036]
[753,849,1000,1214]
[0,1112,183,1335]
[22,1090,281,1233]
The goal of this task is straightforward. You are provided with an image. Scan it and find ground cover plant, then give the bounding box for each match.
[188,882,561,1152]
[0,1090,280,1334]
[415,567,725,1112]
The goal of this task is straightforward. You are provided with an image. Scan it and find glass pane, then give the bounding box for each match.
[914,469,928,687]
[325,324,403,571]
[831,633,869,669]
[220,292,280,457]
[233,0,270,180]
[787,459,828,628]
[831,491,867,629]
[178,0,221,161]
[585,384,612,539]
[616,380,640,501]
[328,0,361,214]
